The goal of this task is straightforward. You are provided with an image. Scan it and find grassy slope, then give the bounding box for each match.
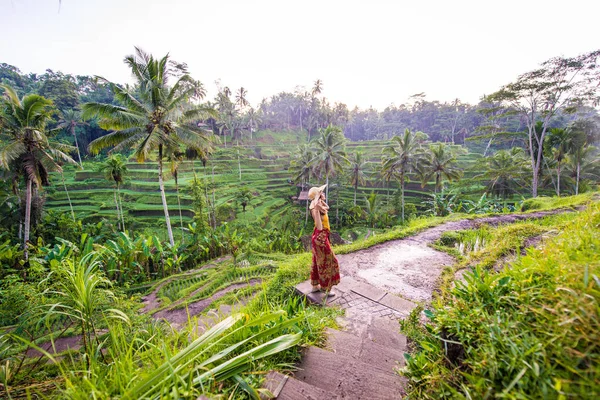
[400,198,600,399]
[45,131,521,235]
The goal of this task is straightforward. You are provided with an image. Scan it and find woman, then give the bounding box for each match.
[308,184,340,296]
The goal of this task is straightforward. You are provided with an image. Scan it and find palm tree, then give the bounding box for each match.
[312,79,323,97]
[99,154,128,230]
[167,150,186,241]
[185,141,215,227]
[349,152,367,206]
[245,107,261,141]
[310,125,348,199]
[0,85,76,260]
[545,128,571,196]
[416,143,462,193]
[364,191,379,228]
[565,145,600,195]
[83,48,215,247]
[57,109,87,168]
[289,144,314,223]
[382,129,424,222]
[235,87,249,110]
[479,148,529,198]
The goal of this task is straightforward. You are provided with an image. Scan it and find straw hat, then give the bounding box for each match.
[308,184,327,209]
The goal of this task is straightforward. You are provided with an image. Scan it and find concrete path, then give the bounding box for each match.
[264,209,575,399]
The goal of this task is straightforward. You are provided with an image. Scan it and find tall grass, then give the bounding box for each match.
[401,202,600,399]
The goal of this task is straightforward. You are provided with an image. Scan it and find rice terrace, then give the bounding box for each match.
[0,1,599,399]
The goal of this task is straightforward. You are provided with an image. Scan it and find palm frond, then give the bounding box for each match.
[88,129,144,155]
[0,140,26,170]
[82,103,145,130]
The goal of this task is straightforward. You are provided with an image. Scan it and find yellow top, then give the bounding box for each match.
[321,213,330,231]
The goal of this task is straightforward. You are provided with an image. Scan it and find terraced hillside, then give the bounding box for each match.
[45,131,494,232]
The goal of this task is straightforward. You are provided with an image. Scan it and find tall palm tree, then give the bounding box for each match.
[98,154,128,230]
[565,145,600,195]
[349,152,367,206]
[235,87,249,110]
[245,107,261,141]
[57,109,87,168]
[83,48,215,247]
[416,143,462,193]
[0,85,75,260]
[479,148,529,198]
[310,125,348,199]
[545,128,572,196]
[312,79,323,97]
[289,144,314,223]
[185,141,215,227]
[167,149,186,240]
[382,129,424,222]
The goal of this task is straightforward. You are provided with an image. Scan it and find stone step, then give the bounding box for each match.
[338,312,408,350]
[262,370,340,400]
[294,346,406,399]
[295,277,416,317]
[325,327,406,373]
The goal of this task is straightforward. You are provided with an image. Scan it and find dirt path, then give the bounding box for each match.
[336,209,569,302]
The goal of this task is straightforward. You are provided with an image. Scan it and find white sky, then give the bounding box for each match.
[1,0,599,110]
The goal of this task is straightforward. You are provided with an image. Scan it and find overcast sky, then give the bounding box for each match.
[1,0,599,110]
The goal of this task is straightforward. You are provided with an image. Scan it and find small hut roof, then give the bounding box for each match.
[298,190,310,201]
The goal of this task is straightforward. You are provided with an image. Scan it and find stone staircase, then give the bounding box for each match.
[262,276,417,399]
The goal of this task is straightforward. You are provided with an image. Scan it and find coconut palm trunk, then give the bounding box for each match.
[175,179,185,241]
[556,162,561,197]
[576,162,580,195]
[71,125,83,168]
[158,145,175,247]
[400,172,406,223]
[24,178,32,261]
[117,184,126,230]
[61,172,76,222]
[113,188,122,231]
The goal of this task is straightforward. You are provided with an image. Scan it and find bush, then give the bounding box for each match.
[520,197,548,211]
[438,231,461,247]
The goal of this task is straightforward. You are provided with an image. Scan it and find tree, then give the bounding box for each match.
[417,143,462,193]
[235,187,252,213]
[486,50,600,197]
[310,125,348,199]
[479,148,529,198]
[98,154,128,230]
[382,129,425,222]
[349,152,367,206]
[57,109,87,168]
[0,85,75,260]
[235,87,249,110]
[289,144,314,223]
[312,79,323,98]
[565,119,598,194]
[545,128,572,196]
[565,145,600,195]
[363,191,379,228]
[84,48,214,247]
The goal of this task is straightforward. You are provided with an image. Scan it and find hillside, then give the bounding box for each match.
[45,130,495,236]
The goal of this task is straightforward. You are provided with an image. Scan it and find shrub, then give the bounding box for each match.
[520,197,548,211]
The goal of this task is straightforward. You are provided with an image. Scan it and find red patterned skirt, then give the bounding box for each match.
[311,228,341,290]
